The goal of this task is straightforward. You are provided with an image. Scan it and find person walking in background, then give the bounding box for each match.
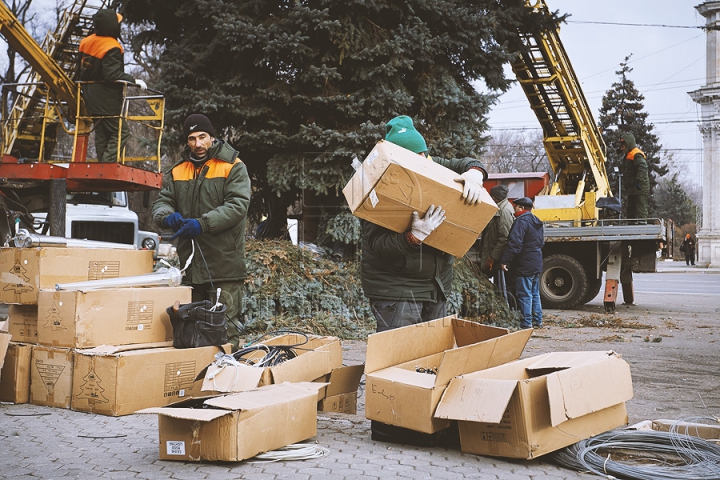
[478,184,514,288]
[500,197,544,329]
[152,114,251,350]
[681,233,696,266]
[77,9,147,162]
[620,132,650,221]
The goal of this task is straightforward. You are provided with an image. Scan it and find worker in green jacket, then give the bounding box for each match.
[77,9,147,162]
[360,116,488,332]
[620,132,650,220]
[152,114,251,350]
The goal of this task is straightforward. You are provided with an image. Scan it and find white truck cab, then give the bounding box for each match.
[32,191,159,257]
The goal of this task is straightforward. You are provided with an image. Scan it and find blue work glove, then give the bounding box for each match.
[170,219,202,240]
[635,182,641,190]
[163,212,185,232]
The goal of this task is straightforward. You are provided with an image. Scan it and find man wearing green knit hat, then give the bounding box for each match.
[360,114,489,446]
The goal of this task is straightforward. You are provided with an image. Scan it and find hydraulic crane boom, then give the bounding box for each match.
[513,0,613,222]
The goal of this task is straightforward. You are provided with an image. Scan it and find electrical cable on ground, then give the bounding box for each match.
[249,443,330,463]
[551,425,720,480]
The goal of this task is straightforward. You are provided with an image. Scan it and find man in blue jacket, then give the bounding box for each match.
[500,197,544,328]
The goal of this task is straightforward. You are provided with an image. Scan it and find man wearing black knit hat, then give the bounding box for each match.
[152,114,251,350]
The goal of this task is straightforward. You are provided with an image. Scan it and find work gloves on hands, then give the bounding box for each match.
[163,212,185,231]
[135,79,148,90]
[170,219,202,241]
[454,169,485,204]
[410,205,446,242]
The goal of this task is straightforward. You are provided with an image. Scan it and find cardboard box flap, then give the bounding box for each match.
[326,364,365,397]
[270,341,341,384]
[365,316,456,374]
[452,319,509,348]
[0,332,11,369]
[434,328,533,386]
[434,377,517,423]
[204,382,325,412]
[526,350,617,372]
[546,355,633,427]
[139,407,233,422]
[201,362,265,393]
[76,341,174,356]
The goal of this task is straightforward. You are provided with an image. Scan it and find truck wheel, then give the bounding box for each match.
[540,254,588,309]
[581,277,603,305]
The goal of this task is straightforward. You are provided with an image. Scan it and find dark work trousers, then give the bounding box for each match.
[626,194,648,221]
[370,299,446,333]
[94,116,129,163]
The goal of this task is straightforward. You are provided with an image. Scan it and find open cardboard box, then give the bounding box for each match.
[201,333,342,393]
[140,382,324,462]
[364,316,532,434]
[342,140,497,257]
[0,342,32,403]
[315,364,365,414]
[434,351,633,459]
[72,341,230,416]
[37,286,192,348]
[0,247,154,304]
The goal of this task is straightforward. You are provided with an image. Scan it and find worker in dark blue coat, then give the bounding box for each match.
[500,197,544,328]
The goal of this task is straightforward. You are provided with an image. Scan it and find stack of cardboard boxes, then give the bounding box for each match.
[0,246,222,415]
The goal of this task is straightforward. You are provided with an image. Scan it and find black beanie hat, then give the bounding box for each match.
[183,114,216,139]
[490,184,509,201]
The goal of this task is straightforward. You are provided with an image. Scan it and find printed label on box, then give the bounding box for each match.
[370,189,379,208]
[88,261,121,280]
[366,149,379,165]
[126,301,154,331]
[164,361,196,398]
[4,260,34,298]
[167,441,186,455]
[43,303,66,331]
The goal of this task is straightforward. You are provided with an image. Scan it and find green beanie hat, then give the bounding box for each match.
[384,115,428,154]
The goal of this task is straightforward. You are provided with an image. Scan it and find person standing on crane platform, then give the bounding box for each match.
[77,9,147,163]
[620,132,649,221]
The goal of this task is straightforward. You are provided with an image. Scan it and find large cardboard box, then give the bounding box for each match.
[37,286,192,348]
[434,351,633,459]
[342,140,497,257]
[0,332,11,369]
[316,364,365,414]
[0,247,154,304]
[7,305,38,343]
[364,316,533,434]
[0,342,32,403]
[71,342,229,416]
[141,382,323,462]
[30,344,74,408]
[201,333,342,393]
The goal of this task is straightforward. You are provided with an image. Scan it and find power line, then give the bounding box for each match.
[566,20,708,30]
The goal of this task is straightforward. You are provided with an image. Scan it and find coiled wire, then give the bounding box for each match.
[551,422,720,480]
[250,443,330,463]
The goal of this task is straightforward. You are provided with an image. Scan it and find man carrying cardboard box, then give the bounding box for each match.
[359,115,488,444]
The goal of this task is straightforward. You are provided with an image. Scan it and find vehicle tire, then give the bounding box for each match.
[581,276,603,305]
[540,254,589,309]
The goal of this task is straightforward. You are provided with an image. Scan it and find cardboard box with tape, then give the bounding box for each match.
[434,350,633,459]
[0,342,32,403]
[315,364,365,414]
[0,247,154,304]
[364,316,532,434]
[37,286,192,348]
[342,140,497,258]
[30,344,74,408]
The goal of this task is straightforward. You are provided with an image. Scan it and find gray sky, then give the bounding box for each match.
[487,0,707,184]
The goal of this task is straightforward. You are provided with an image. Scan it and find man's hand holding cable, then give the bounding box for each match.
[410,205,446,243]
[171,218,202,240]
[454,168,485,204]
[163,212,185,232]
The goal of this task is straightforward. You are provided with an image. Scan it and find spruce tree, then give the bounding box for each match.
[119,0,557,239]
[597,57,668,215]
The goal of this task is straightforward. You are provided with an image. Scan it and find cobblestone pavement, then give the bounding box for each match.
[0,340,595,480]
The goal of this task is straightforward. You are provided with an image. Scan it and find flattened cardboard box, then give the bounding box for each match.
[316,364,364,413]
[72,342,229,416]
[37,286,192,348]
[30,344,73,408]
[7,304,38,343]
[141,382,323,462]
[434,351,633,459]
[201,334,342,393]
[0,247,154,305]
[0,342,32,403]
[364,316,532,434]
[342,140,497,257]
